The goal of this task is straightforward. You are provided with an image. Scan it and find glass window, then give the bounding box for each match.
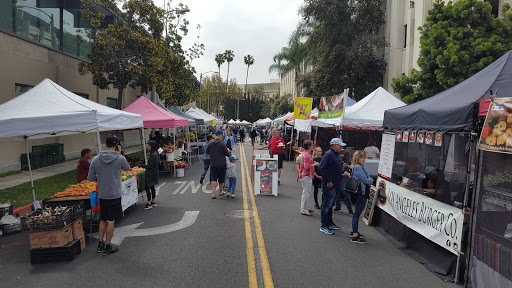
[0,1,15,33]
[14,0,61,50]
[15,83,34,96]
[74,92,88,99]
[63,8,92,59]
[107,97,118,109]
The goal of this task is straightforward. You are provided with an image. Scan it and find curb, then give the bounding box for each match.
[13,201,42,217]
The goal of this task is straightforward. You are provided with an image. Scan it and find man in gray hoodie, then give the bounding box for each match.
[206,130,231,199]
[88,135,130,255]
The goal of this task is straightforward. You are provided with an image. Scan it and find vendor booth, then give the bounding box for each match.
[378,51,512,286]
[186,107,216,126]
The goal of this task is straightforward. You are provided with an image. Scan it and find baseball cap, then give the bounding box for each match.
[215,130,224,135]
[330,138,346,146]
[229,155,238,161]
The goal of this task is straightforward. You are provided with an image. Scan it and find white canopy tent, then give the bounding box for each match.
[342,87,406,129]
[228,119,236,124]
[186,107,216,126]
[0,78,143,202]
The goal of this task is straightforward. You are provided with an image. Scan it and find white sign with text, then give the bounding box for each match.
[378,133,396,180]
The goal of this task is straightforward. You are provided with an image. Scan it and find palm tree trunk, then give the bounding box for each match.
[245,65,249,98]
[225,63,230,119]
[295,69,300,98]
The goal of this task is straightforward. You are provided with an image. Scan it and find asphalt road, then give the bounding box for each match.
[0,142,457,288]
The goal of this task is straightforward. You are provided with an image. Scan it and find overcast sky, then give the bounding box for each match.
[153,0,303,85]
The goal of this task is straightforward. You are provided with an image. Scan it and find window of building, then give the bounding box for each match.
[404,24,407,48]
[410,1,415,9]
[74,92,89,99]
[63,8,92,59]
[484,0,499,17]
[15,83,34,97]
[107,97,118,109]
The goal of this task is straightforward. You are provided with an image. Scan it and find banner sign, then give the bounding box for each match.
[376,178,464,255]
[293,97,313,120]
[479,97,512,154]
[318,92,345,119]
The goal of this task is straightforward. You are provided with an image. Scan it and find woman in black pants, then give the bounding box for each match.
[312,146,323,209]
[139,140,159,210]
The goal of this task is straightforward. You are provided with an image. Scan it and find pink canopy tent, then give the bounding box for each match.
[123,96,189,128]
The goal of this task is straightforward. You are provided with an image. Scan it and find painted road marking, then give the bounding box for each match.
[240,144,258,288]
[241,144,274,288]
[91,211,200,245]
[172,181,212,194]
[155,182,166,196]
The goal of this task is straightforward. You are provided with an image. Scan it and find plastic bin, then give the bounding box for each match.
[30,238,81,264]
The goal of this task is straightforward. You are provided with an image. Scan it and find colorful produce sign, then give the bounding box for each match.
[479,97,512,154]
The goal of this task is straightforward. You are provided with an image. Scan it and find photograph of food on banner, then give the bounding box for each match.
[318,92,345,119]
[402,131,409,142]
[256,159,278,194]
[409,131,416,142]
[479,97,512,154]
[417,131,425,143]
[425,132,433,145]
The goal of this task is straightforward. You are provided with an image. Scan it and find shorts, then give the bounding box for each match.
[272,154,284,169]
[210,166,226,183]
[100,197,122,222]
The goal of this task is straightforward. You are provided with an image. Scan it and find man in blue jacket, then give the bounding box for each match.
[317,138,346,235]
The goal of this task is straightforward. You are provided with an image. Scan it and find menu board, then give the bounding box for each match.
[254,155,279,196]
[378,133,396,180]
[362,185,378,225]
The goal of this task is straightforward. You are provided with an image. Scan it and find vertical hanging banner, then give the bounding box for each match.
[479,97,512,154]
[293,97,313,120]
[318,91,346,119]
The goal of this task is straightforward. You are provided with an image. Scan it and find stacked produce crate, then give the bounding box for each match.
[21,202,85,264]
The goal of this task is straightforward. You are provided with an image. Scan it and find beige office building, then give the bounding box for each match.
[239,81,280,99]
[0,2,140,172]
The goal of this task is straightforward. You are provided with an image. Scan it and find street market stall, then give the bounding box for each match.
[377,51,512,285]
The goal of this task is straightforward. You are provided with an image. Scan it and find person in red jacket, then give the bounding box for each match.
[77,148,92,183]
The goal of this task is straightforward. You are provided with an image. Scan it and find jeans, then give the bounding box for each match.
[321,185,340,227]
[300,176,312,214]
[352,194,367,233]
[228,177,236,195]
[313,177,321,205]
[201,160,210,178]
[334,177,352,211]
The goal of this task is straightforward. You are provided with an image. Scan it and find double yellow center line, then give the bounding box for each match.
[239,143,274,288]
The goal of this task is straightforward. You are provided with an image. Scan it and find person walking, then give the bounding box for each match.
[206,130,231,199]
[200,135,213,184]
[312,146,323,209]
[250,128,257,146]
[257,128,285,185]
[333,146,353,215]
[138,140,159,210]
[317,138,346,235]
[87,135,130,255]
[226,155,238,198]
[77,148,92,183]
[299,140,319,216]
[349,151,373,244]
[225,130,235,151]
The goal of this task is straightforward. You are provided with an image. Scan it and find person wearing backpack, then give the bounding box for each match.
[349,151,373,244]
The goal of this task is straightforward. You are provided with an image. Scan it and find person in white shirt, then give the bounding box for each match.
[364,140,380,159]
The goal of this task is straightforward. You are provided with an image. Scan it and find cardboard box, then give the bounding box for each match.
[79,237,86,250]
[29,224,73,249]
[72,218,83,239]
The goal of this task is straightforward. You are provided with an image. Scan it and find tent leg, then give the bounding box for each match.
[25,138,36,203]
[289,127,294,161]
[96,128,101,153]
[142,128,147,165]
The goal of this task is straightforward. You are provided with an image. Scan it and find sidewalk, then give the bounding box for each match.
[0,146,142,190]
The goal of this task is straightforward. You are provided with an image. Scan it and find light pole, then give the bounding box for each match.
[237,98,246,120]
[199,71,218,111]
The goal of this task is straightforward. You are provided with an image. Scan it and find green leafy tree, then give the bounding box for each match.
[270,94,294,119]
[244,55,255,97]
[299,0,387,102]
[392,0,512,103]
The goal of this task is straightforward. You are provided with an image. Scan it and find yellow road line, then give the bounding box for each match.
[240,144,258,288]
[241,144,275,288]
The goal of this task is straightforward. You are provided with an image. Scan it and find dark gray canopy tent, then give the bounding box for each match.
[383,50,512,132]
[167,106,204,126]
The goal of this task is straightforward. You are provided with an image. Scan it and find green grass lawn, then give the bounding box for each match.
[0,170,22,178]
[0,170,77,208]
[127,150,146,159]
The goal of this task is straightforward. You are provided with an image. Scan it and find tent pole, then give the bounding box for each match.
[25,137,36,203]
[142,128,147,164]
[96,128,101,153]
[289,127,294,161]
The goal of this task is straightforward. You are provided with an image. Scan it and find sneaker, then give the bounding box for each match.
[278,180,281,186]
[151,202,157,207]
[351,236,367,244]
[200,176,204,184]
[349,232,365,238]
[96,241,105,253]
[328,224,341,230]
[333,207,342,213]
[144,203,153,210]
[103,244,120,255]
[348,210,354,217]
[320,226,335,235]
[314,204,321,209]
[231,194,235,198]
[226,192,230,197]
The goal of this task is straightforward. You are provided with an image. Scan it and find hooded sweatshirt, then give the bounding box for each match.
[206,138,231,167]
[87,150,130,199]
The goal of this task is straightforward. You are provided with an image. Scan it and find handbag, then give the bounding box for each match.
[345,174,361,195]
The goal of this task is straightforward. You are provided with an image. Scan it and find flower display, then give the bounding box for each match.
[175,160,188,168]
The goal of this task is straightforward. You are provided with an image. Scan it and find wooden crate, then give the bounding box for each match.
[72,218,83,238]
[29,224,73,249]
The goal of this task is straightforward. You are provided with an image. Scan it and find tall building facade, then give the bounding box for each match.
[0,1,140,172]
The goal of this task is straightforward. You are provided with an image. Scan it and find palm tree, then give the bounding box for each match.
[223,50,234,119]
[243,55,255,98]
[268,40,307,97]
[215,53,225,76]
